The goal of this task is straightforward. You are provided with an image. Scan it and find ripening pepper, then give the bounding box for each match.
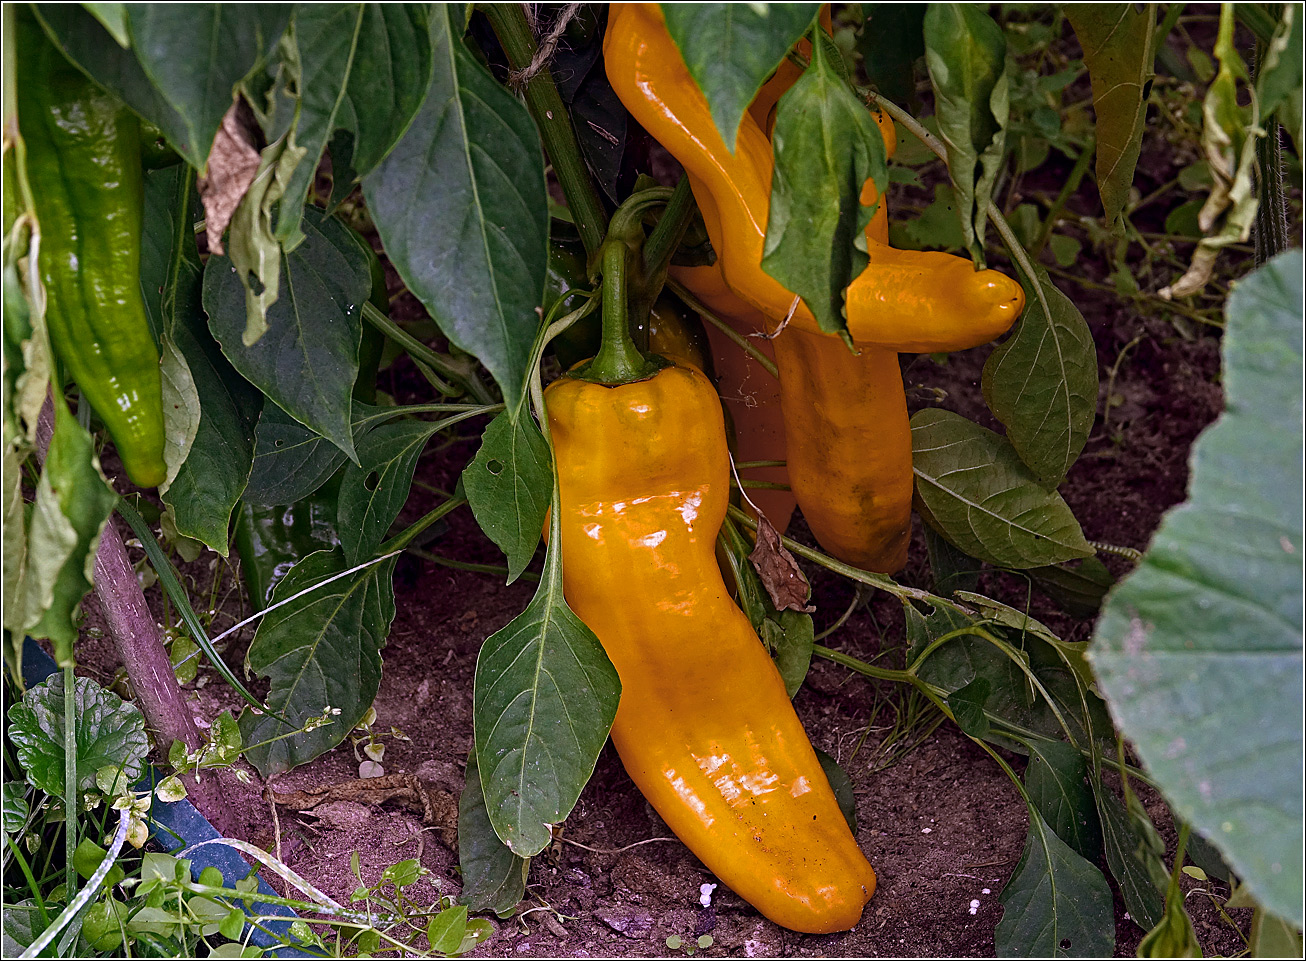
[545,360,876,933]
[17,12,167,488]
[605,3,1024,572]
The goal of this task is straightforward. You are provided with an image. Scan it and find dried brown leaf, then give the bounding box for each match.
[748,515,814,613]
[198,101,261,255]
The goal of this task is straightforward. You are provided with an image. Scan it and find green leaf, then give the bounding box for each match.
[814,749,857,832]
[1023,737,1101,862]
[1090,251,1304,927]
[911,408,1094,568]
[888,182,966,252]
[1138,874,1202,958]
[73,838,126,887]
[275,4,433,247]
[238,549,397,776]
[859,5,926,106]
[337,419,437,565]
[124,5,291,166]
[763,609,815,698]
[982,266,1098,488]
[159,336,200,491]
[473,505,620,856]
[660,3,820,151]
[6,672,148,798]
[1251,908,1304,959]
[3,782,30,834]
[924,524,982,597]
[427,904,468,955]
[995,808,1115,957]
[458,749,528,917]
[362,5,548,415]
[24,404,118,660]
[761,36,888,339]
[243,401,385,508]
[204,207,372,464]
[382,858,422,888]
[1065,5,1157,227]
[81,3,129,46]
[463,412,552,584]
[923,3,1009,266]
[1094,783,1166,931]
[947,677,992,738]
[1256,5,1303,121]
[1027,557,1116,620]
[144,167,261,554]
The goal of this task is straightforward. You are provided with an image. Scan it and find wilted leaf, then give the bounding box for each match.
[197,103,262,256]
[749,515,813,613]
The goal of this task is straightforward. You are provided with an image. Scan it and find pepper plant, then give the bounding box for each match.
[2,3,1300,958]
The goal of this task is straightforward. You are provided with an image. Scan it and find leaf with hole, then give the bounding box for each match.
[995,807,1115,957]
[238,549,397,777]
[982,265,1098,489]
[463,411,552,584]
[1090,251,1304,926]
[911,408,1094,568]
[243,402,387,509]
[363,5,548,414]
[661,3,821,151]
[6,673,148,799]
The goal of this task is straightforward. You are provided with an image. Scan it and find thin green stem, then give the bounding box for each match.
[734,459,787,470]
[408,547,540,582]
[666,279,780,377]
[1031,141,1094,258]
[3,833,48,926]
[483,3,607,257]
[379,496,466,555]
[361,302,495,405]
[641,176,696,280]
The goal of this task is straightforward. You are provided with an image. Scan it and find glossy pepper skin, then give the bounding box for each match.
[546,363,876,933]
[17,14,167,487]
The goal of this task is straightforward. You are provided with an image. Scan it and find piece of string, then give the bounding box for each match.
[508,3,583,90]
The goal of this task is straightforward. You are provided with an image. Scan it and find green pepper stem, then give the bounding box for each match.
[582,241,658,384]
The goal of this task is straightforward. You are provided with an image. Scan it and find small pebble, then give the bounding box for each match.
[969,899,981,916]
[700,882,717,907]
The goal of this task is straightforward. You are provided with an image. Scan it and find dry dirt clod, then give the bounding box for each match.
[272,773,459,849]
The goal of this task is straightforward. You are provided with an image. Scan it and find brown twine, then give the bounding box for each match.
[507,3,583,90]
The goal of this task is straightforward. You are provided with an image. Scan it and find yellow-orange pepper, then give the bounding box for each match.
[606,3,1024,571]
[545,362,876,933]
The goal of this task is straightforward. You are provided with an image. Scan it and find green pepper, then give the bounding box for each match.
[17,12,166,487]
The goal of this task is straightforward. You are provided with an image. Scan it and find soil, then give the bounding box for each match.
[58,15,1284,957]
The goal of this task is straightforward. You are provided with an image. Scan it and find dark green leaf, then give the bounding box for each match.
[1250,908,1304,959]
[238,549,396,776]
[1090,251,1304,927]
[1023,737,1101,862]
[24,405,118,659]
[1095,783,1166,931]
[661,3,820,151]
[764,609,815,698]
[6,673,148,798]
[143,168,262,554]
[81,3,129,46]
[1065,5,1157,226]
[204,207,372,463]
[571,66,627,204]
[911,408,1094,568]
[923,3,1009,265]
[995,808,1115,957]
[1026,557,1115,619]
[244,402,376,508]
[947,677,992,738]
[125,5,291,166]
[859,5,926,106]
[1185,828,1233,884]
[473,513,620,856]
[924,523,982,596]
[337,419,437,565]
[363,5,548,414]
[982,266,1098,488]
[888,182,967,251]
[463,412,552,584]
[814,749,856,832]
[276,4,433,247]
[761,37,888,338]
[2,782,29,834]
[458,749,528,917]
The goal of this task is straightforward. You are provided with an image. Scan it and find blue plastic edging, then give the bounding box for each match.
[20,638,314,957]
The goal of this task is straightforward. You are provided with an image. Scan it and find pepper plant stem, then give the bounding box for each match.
[482,3,607,258]
[361,302,495,405]
[641,175,696,279]
[584,241,658,384]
